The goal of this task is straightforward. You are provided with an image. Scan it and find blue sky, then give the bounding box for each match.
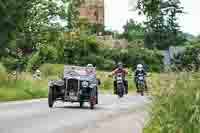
[105,0,200,36]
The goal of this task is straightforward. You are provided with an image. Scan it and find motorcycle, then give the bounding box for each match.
[115,73,125,98]
[136,73,145,96]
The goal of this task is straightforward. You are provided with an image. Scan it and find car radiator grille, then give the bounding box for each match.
[67,79,79,93]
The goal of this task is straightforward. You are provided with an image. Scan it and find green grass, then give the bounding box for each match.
[0,80,47,101]
[144,72,200,133]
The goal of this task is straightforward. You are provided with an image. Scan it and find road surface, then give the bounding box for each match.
[0,94,149,133]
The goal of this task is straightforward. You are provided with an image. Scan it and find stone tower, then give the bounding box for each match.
[79,0,104,26]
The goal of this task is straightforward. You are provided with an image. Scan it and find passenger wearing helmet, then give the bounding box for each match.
[134,64,147,92]
[86,64,95,75]
[111,62,128,94]
[33,69,42,80]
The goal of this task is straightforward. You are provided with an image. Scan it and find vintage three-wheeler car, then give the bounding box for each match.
[48,65,100,109]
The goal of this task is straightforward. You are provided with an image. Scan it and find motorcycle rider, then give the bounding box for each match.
[111,62,128,94]
[134,64,147,92]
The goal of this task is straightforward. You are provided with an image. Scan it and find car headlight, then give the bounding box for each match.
[82,81,89,88]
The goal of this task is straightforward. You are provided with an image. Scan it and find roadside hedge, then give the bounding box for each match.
[1,35,163,72]
[172,43,200,71]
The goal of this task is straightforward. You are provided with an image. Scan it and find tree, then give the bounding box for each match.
[122,19,145,42]
[137,0,185,50]
[0,0,68,56]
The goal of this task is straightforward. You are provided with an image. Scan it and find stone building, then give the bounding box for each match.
[79,0,104,27]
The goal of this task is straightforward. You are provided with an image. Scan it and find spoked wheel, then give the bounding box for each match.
[118,90,124,98]
[138,86,144,96]
[141,90,144,96]
[117,86,124,98]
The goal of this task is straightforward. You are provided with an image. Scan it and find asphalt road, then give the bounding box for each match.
[0,94,149,133]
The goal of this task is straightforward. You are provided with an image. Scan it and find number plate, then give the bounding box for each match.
[117,77,122,80]
[70,96,78,101]
[69,92,75,96]
[117,80,123,83]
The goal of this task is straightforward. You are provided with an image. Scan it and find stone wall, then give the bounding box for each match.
[97,35,129,48]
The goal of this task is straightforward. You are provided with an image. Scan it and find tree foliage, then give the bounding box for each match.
[66,0,85,31]
[137,0,185,49]
[122,19,145,42]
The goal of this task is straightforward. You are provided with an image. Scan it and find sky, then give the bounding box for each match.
[105,0,200,36]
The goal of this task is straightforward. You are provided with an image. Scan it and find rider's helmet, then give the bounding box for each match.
[137,64,143,71]
[117,62,123,69]
[36,69,41,74]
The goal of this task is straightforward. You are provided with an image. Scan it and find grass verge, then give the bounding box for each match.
[144,72,200,133]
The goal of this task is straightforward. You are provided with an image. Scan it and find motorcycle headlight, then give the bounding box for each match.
[117,77,122,80]
[82,81,89,88]
[139,76,144,80]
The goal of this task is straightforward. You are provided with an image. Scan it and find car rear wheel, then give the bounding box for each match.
[48,87,54,108]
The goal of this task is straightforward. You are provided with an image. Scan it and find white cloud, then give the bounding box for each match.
[105,0,129,32]
[179,0,200,35]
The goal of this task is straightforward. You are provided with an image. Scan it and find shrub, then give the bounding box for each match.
[0,63,7,80]
[27,45,58,71]
[1,57,18,71]
[39,64,64,77]
[172,43,200,71]
[0,63,6,73]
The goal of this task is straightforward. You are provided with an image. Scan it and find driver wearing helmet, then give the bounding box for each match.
[134,64,147,92]
[111,62,128,94]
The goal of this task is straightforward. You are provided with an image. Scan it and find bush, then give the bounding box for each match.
[1,57,18,71]
[0,63,7,80]
[27,45,58,71]
[39,64,64,77]
[127,48,163,72]
[173,44,200,71]
[0,63,6,73]
[97,47,163,72]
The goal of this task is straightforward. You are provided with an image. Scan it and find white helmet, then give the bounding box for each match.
[36,69,40,73]
[87,64,93,68]
[137,64,143,71]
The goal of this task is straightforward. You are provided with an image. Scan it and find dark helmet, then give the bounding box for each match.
[117,62,123,68]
